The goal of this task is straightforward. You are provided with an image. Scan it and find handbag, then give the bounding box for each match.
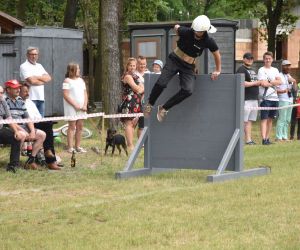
[117,99,125,113]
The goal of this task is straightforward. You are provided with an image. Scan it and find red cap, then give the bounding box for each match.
[4,79,21,89]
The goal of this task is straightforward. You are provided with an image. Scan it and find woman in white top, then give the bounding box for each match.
[63,63,88,153]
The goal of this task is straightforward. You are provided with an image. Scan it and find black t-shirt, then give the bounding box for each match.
[236,64,259,100]
[177,26,219,58]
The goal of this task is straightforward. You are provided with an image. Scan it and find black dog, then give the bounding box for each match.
[105,128,128,156]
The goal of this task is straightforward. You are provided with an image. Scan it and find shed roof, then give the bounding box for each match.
[0,11,24,34]
[128,19,239,31]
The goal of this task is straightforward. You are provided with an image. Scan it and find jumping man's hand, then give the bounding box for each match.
[211,71,220,80]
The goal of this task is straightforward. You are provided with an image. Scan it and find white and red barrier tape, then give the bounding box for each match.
[245,103,300,110]
[0,112,145,125]
[1,103,300,125]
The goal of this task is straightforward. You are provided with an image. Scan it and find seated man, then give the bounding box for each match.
[4,80,46,170]
[19,84,61,170]
[0,85,26,172]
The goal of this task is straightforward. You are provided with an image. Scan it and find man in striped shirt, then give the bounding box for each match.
[4,80,46,170]
[0,85,26,172]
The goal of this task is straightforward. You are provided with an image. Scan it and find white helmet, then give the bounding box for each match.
[191,15,217,33]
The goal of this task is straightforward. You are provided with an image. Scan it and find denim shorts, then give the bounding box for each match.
[260,100,278,120]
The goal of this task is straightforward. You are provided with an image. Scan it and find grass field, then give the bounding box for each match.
[0,119,300,250]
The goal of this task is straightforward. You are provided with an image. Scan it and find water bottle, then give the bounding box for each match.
[27,142,32,157]
[71,150,76,168]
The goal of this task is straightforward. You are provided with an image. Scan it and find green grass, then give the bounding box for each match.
[0,119,300,250]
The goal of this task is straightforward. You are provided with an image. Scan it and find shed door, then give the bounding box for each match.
[0,39,15,85]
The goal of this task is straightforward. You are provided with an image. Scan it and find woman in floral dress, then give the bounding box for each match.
[120,58,144,150]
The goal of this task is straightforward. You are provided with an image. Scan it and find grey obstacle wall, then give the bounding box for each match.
[145,74,243,171]
[116,74,270,182]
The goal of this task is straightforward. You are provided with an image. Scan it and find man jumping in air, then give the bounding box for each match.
[144,15,221,122]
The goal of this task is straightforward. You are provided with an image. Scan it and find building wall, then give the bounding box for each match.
[287,29,300,68]
[236,16,300,68]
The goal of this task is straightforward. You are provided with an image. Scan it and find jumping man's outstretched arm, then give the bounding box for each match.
[211,50,221,80]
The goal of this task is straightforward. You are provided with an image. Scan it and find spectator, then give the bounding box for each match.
[20,46,52,117]
[136,55,150,80]
[236,52,261,145]
[0,85,26,173]
[290,82,300,140]
[275,60,297,141]
[152,60,164,74]
[135,56,149,138]
[63,63,88,153]
[120,58,144,150]
[20,84,61,170]
[257,51,282,145]
[5,80,46,170]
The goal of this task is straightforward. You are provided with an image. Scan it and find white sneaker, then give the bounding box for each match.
[76,147,87,153]
[66,148,75,153]
[157,105,168,122]
[143,103,153,118]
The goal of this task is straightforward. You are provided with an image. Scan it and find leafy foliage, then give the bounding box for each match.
[0,0,65,25]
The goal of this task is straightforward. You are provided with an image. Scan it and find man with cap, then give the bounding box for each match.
[144,15,221,122]
[152,60,164,74]
[236,52,262,145]
[0,85,26,173]
[4,79,46,170]
[275,60,297,141]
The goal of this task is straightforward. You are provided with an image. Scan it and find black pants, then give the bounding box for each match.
[290,107,300,139]
[34,122,56,164]
[148,52,195,110]
[0,127,21,166]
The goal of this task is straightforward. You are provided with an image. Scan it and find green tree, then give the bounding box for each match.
[201,0,299,55]
[63,0,79,28]
[77,0,99,104]
[257,0,299,55]
[0,0,65,25]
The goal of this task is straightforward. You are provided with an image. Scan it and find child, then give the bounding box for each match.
[63,63,88,153]
[152,60,163,74]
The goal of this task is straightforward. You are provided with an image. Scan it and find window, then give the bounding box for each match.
[136,38,160,58]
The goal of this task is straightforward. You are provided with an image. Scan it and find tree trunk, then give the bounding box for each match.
[101,0,121,127]
[88,43,95,103]
[17,0,27,21]
[94,0,102,102]
[265,0,283,56]
[63,0,78,28]
[79,0,96,105]
[118,0,125,75]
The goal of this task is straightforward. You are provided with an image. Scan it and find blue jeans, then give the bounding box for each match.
[32,100,45,117]
[0,127,21,166]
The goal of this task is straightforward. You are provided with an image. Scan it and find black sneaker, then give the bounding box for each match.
[266,138,273,144]
[262,139,270,145]
[6,164,16,173]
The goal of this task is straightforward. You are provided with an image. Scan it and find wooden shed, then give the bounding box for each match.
[0,12,83,116]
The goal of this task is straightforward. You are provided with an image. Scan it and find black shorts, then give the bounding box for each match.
[138,117,144,129]
[260,100,278,120]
